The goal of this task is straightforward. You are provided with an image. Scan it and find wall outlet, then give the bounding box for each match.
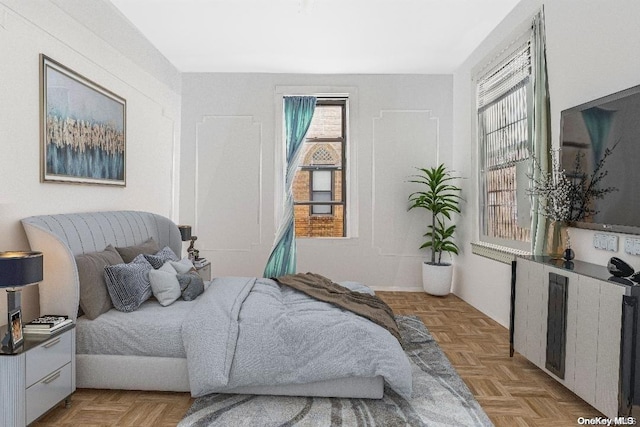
[593,234,604,249]
[593,233,618,252]
[624,237,640,256]
[625,238,635,255]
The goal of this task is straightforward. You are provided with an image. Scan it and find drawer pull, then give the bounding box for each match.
[42,370,61,384]
[43,337,61,349]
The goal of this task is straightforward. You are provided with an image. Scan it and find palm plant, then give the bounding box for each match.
[408,164,462,265]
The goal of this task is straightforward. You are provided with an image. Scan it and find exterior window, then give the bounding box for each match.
[477,39,532,250]
[311,170,333,215]
[293,98,346,237]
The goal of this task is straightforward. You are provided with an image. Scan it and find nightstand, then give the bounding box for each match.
[195,260,211,281]
[0,323,75,426]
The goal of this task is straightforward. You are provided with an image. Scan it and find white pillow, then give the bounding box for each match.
[170,258,196,274]
[149,262,181,306]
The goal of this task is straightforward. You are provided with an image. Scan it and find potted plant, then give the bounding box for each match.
[408,164,461,295]
[528,145,618,259]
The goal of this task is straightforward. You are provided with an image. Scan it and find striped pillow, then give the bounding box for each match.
[104,255,153,312]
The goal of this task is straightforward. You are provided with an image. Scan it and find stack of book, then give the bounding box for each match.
[23,315,72,336]
[194,258,209,268]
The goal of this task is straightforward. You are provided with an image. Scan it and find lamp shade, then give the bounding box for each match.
[178,225,192,242]
[0,251,43,288]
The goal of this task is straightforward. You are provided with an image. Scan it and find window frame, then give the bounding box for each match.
[474,29,534,253]
[293,98,347,237]
[309,169,334,216]
[274,86,358,240]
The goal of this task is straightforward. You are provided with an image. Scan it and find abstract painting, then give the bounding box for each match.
[40,55,126,186]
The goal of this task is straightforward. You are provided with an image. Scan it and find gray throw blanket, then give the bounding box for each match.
[275,272,403,346]
[181,277,412,399]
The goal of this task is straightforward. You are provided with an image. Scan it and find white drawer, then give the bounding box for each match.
[197,263,211,281]
[26,362,72,425]
[26,330,72,387]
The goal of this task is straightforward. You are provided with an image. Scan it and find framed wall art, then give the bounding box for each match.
[40,54,126,186]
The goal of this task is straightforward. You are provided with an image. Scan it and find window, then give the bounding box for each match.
[293,98,347,237]
[477,37,533,251]
[310,170,333,215]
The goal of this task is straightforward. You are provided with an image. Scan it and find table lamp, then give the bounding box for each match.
[178,225,198,261]
[0,251,43,348]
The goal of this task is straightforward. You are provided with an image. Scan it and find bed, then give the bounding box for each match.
[21,210,411,399]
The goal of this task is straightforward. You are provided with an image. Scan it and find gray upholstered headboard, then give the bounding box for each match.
[21,211,181,320]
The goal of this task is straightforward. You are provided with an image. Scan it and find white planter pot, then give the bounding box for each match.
[422,262,453,296]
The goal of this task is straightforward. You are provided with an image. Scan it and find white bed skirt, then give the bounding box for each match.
[76,354,384,399]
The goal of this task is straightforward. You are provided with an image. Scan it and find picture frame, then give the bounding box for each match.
[40,54,126,186]
[8,308,23,348]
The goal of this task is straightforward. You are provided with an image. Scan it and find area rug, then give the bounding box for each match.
[178,315,493,427]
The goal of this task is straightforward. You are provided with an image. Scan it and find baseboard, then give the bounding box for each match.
[370,286,424,292]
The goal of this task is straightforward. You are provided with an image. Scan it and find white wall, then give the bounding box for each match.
[452,0,640,327]
[9,0,634,330]
[0,0,181,323]
[181,73,453,288]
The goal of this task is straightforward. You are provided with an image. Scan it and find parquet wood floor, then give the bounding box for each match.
[35,291,602,426]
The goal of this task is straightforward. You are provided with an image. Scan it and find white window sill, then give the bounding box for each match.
[471,242,531,264]
[297,237,355,241]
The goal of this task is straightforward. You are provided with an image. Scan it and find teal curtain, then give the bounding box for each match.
[581,107,615,165]
[264,96,317,277]
[531,9,552,255]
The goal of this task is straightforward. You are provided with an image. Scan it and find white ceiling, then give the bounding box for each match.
[109,0,520,74]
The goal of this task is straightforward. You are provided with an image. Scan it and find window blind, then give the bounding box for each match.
[477,41,531,110]
[477,39,532,247]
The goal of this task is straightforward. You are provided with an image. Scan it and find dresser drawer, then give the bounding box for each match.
[197,262,211,281]
[26,362,72,425]
[25,330,72,387]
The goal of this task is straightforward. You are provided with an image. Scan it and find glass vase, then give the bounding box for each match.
[546,221,569,259]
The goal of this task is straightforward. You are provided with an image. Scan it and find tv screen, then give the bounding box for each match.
[560,84,640,234]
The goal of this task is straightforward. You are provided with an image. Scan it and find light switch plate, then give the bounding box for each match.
[624,237,640,256]
[594,233,617,252]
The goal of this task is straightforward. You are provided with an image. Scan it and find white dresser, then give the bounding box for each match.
[511,256,629,419]
[0,325,75,426]
[195,260,211,281]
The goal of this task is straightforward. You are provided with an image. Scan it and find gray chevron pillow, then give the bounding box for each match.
[104,255,153,312]
[144,246,179,269]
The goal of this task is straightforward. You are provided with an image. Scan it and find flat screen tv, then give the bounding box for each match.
[560,84,640,234]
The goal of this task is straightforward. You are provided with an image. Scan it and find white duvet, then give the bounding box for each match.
[182,276,413,399]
